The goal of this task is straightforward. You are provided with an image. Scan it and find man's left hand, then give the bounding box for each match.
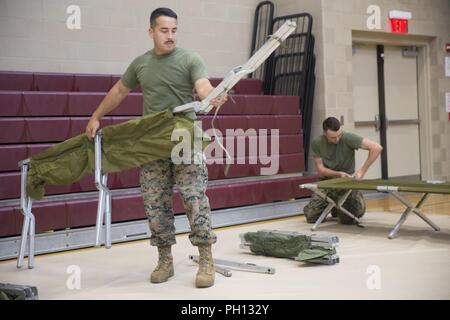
[353,168,367,180]
[209,94,228,109]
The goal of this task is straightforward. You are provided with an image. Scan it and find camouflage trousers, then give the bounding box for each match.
[140,156,217,247]
[303,189,366,225]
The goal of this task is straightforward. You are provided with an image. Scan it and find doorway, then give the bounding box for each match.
[352,43,421,179]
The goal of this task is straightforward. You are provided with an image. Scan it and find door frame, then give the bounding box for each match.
[351,30,434,180]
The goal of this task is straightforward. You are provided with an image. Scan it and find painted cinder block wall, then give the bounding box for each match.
[275,0,450,181]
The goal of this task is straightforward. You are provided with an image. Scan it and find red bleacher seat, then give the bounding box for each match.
[0,172,20,199]
[227,181,263,206]
[276,115,302,134]
[0,146,27,172]
[77,174,96,192]
[206,186,229,209]
[34,73,74,92]
[26,118,72,142]
[26,202,67,233]
[209,78,263,95]
[110,93,143,115]
[0,119,26,143]
[44,184,73,196]
[234,78,262,95]
[0,143,54,172]
[279,153,305,173]
[68,92,105,115]
[73,74,112,92]
[111,194,146,222]
[23,92,68,116]
[0,206,19,237]
[0,71,33,91]
[172,192,184,213]
[0,91,22,116]
[112,168,140,189]
[243,95,273,114]
[279,134,303,153]
[66,198,98,228]
[272,96,299,114]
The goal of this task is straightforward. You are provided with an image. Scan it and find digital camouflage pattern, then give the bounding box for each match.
[303,189,366,224]
[140,156,217,247]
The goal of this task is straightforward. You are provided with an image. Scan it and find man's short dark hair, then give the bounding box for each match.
[150,8,177,27]
[322,117,341,132]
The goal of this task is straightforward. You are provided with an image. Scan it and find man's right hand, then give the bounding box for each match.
[338,171,352,178]
[85,118,100,141]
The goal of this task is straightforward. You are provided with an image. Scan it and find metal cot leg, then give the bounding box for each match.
[17,159,36,269]
[301,184,359,231]
[94,131,112,249]
[335,189,362,224]
[95,180,106,247]
[311,202,335,231]
[28,208,35,268]
[104,178,112,249]
[388,192,439,239]
[17,209,30,268]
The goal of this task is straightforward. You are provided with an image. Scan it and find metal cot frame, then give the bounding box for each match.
[300,179,447,239]
[17,130,111,269]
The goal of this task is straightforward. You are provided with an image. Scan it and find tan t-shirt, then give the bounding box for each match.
[121,47,208,119]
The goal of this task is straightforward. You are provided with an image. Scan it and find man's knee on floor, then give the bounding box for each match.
[303,207,321,224]
[337,213,357,225]
[338,201,366,225]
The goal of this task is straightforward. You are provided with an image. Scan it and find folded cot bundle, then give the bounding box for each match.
[239,229,340,265]
[0,283,39,300]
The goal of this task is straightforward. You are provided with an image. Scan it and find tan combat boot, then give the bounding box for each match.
[150,246,174,283]
[195,244,215,288]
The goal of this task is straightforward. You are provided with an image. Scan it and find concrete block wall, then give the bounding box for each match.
[0,0,260,77]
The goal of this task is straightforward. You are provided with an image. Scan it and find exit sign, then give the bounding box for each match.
[390,18,408,33]
[389,10,411,34]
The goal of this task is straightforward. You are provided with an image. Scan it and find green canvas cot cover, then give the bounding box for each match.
[296,248,333,261]
[241,230,337,264]
[26,110,209,200]
[0,283,39,300]
[242,230,312,258]
[312,177,450,194]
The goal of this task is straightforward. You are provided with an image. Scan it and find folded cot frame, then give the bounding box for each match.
[300,177,449,239]
[17,130,111,269]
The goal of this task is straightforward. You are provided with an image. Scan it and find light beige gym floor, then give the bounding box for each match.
[0,194,449,300]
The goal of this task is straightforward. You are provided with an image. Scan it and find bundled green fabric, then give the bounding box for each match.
[27,110,209,200]
[0,283,39,300]
[241,230,338,265]
[296,247,336,262]
[242,230,312,258]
